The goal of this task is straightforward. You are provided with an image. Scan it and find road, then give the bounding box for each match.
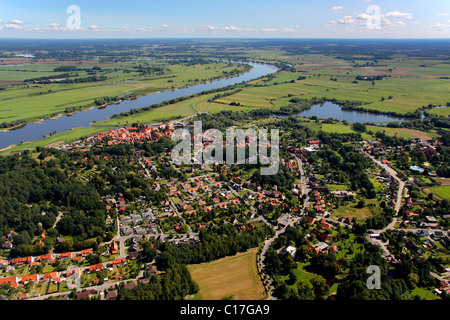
[294,155,310,213]
[366,153,405,215]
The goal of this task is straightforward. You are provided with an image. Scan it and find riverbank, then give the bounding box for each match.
[0,62,277,151]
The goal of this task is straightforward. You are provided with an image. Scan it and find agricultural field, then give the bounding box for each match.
[366,125,437,140]
[428,106,450,117]
[213,54,450,116]
[188,248,266,300]
[0,58,247,126]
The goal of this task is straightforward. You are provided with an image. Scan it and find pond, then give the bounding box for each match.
[272,102,405,123]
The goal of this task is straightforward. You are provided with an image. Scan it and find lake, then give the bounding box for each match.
[0,62,277,149]
[272,102,404,123]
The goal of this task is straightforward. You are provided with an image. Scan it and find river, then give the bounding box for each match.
[0,63,407,150]
[0,62,277,149]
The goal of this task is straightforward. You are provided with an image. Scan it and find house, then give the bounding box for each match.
[60,252,72,260]
[148,265,158,276]
[112,258,127,266]
[81,248,93,256]
[218,202,228,209]
[281,246,296,258]
[42,272,58,281]
[416,230,430,237]
[0,276,17,285]
[21,274,39,283]
[105,290,118,300]
[310,242,329,254]
[312,228,331,242]
[110,242,118,255]
[6,230,15,239]
[128,251,139,260]
[11,256,33,266]
[308,140,321,148]
[320,219,331,229]
[433,231,445,238]
[1,241,13,249]
[72,256,82,262]
[123,281,137,290]
[76,289,96,300]
[88,264,103,273]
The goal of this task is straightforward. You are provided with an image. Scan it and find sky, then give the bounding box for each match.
[0,0,449,38]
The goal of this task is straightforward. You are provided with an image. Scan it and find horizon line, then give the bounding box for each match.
[1,37,449,40]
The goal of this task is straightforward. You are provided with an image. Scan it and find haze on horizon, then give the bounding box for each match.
[0,0,448,39]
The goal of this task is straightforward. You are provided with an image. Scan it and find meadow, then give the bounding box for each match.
[366,125,437,140]
[187,248,266,300]
[0,126,112,155]
[213,53,449,116]
[0,59,247,125]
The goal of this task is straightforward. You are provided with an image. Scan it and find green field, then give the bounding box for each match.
[321,123,356,134]
[366,125,436,140]
[410,287,441,300]
[426,185,450,200]
[0,126,112,155]
[209,54,450,117]
[428,106,450,117]
[0,61,247,126]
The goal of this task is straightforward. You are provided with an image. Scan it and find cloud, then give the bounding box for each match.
[4,23,24,30]
[10,19,24,25]
[431,22,449,28]
[436,12,449,16]
[332,6,343,11]
[47,23,61,30]
[260,27,296,32]
[356,13,371,20]
[337,16,356,24]
[384,11,413,19]
[88,25,99,30]
[222,25,257,32]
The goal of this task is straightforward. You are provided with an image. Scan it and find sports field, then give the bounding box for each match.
[423,185,450,200]
[187,248,266,300]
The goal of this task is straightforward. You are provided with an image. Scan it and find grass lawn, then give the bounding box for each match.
[321,123,356,134]
[327,184,348,191]
[332,203,374,221]
[410,287,440,300]
[282,262,316,284]
[187,248,266,300]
